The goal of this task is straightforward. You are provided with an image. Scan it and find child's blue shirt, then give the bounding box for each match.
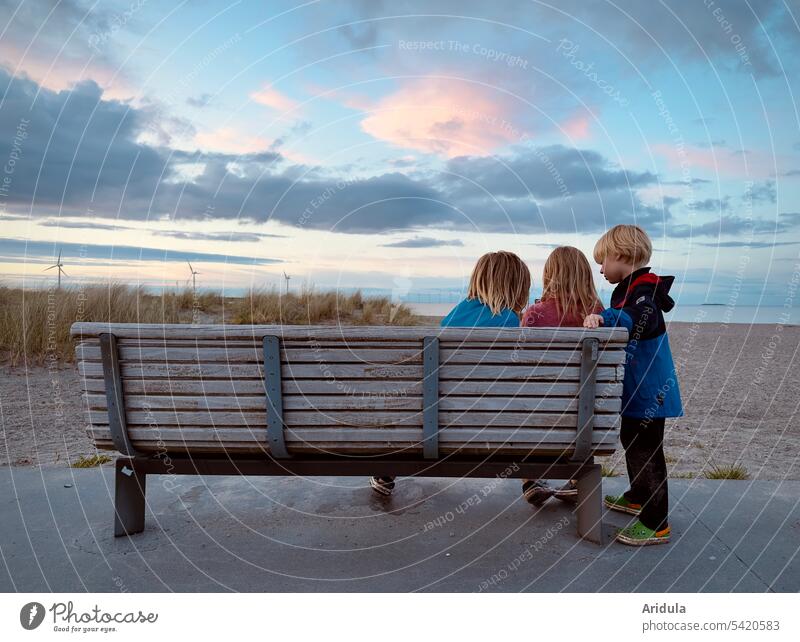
[440,297,520,328]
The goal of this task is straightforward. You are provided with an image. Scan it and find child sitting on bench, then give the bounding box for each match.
[369,250,531,496]
[519,246,604,506]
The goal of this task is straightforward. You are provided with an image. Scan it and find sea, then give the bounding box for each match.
[406,303,796,325]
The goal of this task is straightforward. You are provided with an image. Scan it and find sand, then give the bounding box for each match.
[1,322,798,480]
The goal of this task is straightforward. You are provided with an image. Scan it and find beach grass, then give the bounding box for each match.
[71,454,112,468]
[0,283,420,365]
[703,464,750,480]
[601,464,620,477]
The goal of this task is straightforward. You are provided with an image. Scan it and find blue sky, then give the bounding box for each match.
[1,0,799,305]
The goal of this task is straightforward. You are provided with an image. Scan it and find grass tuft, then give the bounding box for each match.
[71,454,112,468]
[703,464,749,480]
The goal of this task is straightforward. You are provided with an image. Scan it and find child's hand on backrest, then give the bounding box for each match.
[583,313,604,328]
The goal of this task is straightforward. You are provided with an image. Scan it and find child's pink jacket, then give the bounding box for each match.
[521,298,603,328]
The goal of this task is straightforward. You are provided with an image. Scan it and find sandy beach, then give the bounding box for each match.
[1,322,798,480]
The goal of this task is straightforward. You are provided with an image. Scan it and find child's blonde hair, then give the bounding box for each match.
[593,224,652,266]
[467,251,531,315]
[541,246,602,320]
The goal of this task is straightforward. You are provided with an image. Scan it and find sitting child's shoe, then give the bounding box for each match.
[554,479,578,504]
[603,494,642,516]
[616,520,671,546]
[522,479,554,506]
[370,476,395,496]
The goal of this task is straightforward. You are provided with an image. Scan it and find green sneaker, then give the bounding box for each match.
[616,520,671,546]
[604,494,642,516]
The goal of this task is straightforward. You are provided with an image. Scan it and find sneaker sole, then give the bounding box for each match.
[616,532,670,546]
[369,479,393,496]
[603,498,642,516]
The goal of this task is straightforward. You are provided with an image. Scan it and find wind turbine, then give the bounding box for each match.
[44,250,67,290]
[187,261,200,293]
[283,271,291,295]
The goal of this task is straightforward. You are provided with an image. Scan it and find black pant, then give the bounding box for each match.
[620,416,669,531]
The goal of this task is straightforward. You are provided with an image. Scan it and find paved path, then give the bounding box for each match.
[1,466,797,592]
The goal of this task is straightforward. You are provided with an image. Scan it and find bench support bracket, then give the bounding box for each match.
[263,335,290,458]
[422,336,440,459]
[99,332,139,457]
[571,337,599,463]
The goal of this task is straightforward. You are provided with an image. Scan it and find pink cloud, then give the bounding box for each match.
[360,79,525,158]
[561,113,592,140]
[0,43,135,100]
[194,127,272,154]
[250,86,298,113]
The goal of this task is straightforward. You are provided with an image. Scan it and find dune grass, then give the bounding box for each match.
[0,283,420,365]
[71,454,112,468]
[231,286,418,326]
[703,464,750,480]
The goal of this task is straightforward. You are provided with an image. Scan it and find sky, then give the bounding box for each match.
[1,0,799,305]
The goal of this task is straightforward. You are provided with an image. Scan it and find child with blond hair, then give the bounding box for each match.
[370,251,531,496]
[584,225,682,545]
[519,246,604,506]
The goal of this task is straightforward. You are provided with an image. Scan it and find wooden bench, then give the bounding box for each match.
[71,322,628,543]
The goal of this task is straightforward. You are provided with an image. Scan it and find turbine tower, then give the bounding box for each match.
[283,271,291,295]
[188,261,200,293]
[44,250,67,290]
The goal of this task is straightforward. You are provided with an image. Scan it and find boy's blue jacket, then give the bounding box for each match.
[600,267,683,419]
[441,297,520,328]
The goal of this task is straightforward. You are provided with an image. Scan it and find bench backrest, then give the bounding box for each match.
[71,323,628,460]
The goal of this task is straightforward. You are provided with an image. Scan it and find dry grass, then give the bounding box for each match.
[0,283,420,365]
[703,464,750,480]
[230,286,419,326]
[71,454,112,468]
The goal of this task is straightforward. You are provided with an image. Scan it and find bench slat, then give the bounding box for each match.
[87,426,618,444]
[83,393,620,413]
[71,322,629,344]
[75,345,624,366]
[86,410,619,428]
[77,361,625,382]
[77,377,622,398]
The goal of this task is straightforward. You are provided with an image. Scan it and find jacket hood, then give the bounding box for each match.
[617,268,676,312]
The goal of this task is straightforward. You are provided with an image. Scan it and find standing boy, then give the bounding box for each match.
[583,225,683,545]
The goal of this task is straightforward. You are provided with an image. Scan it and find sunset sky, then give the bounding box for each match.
[1,0,799,305]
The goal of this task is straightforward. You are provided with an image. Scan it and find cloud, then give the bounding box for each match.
[697,240,800,248]
[0,0,138,97]
[250,86,299,113]
[688,197,730,212]
[152,230,285,242]
[745,180,777,204]
[194,127,274,155]
[360,78,523,158]
[187,93,213,108]
[2,67,773,240]
[0,238,283,265]
[669,212,800,238]
[441,144,656,199]
[38,220,134,231]
[381,237,464,248]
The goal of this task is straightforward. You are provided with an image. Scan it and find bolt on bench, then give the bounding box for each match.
[71,323,628,543]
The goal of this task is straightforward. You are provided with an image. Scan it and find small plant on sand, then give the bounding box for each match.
[703,464,749,480]
[71,454,112,468]
[601,464,620,477]
[672,471,697,479]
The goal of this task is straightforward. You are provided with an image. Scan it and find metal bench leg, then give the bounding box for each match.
[114,458,146,537]
[576,464,603,544]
